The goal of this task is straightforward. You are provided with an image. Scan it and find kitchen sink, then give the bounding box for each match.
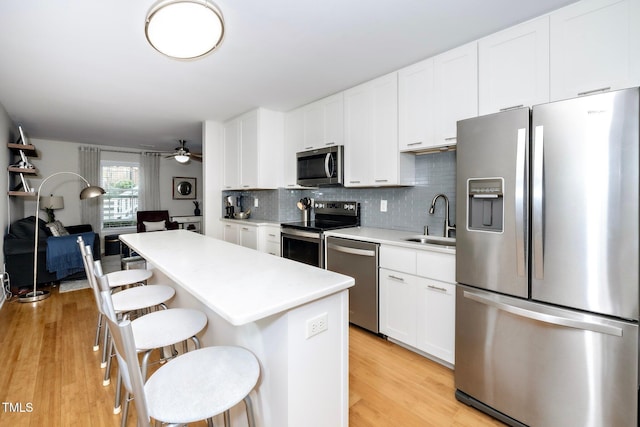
[404,235,456,246]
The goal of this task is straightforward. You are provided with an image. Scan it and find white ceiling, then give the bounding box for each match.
[0,0,577,153]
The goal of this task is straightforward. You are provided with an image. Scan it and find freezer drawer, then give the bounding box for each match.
[455,285,638,427]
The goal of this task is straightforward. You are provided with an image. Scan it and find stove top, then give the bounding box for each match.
[281,201,360,233]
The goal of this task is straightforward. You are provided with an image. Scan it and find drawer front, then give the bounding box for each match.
[264,241,281,256]
[380,245,417,274]
[416,250,455,283]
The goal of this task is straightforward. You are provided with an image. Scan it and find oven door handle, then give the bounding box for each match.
[325,153,334,178]
[281,229,321,240]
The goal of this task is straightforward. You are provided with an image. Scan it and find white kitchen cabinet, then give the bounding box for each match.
[222,108,284,190]
[434,42,478,147]
[550,0,640,101]
[344,72,414,187]
[239,224,258,250]
[259,224,281,256]
[398,58,435,152]
[302,92,344,150]
[479,16,550,115]
[222,120,240,189]
[398,42,477,152]
[222,222,240,245]
[415,279,456,364]
[379,268,417,346]
[379,244,456,365]
[282,108,304,188]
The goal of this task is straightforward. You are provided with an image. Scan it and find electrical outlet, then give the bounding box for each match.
[306,312,328,339]
[380,199,387,212]
[254,198,259,208]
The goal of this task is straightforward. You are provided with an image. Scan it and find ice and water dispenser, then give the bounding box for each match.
[467,178,504,232]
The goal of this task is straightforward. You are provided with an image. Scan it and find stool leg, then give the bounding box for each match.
[101,325,110,368]
[244,395,256,427]
[114,368,122,414]
[120,391,130,427]
[93,313,102,351]
[223,410,231,427]
[103,339,113,386]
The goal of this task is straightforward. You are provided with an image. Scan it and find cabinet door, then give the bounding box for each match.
[398,58,435,151]
[302,101,324,150]
[240,110,259,189]
[222,120,240,190]
[434,42,478,147]
[240,225,258,250]
[416,279,456,365]
[222,222,240,244]
[379,268,417,345]
[550,0,640,101]
[323,92,344,148]
[283,108,304,188]
[344,84,372,186]
[479,16,550,115]
[371,73,399,185]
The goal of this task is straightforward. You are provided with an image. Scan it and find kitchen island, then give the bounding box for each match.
[120,230,354,427]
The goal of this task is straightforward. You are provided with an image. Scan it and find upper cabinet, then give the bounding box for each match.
[344,72,414,187]
[222,108,284,190]
[478,16,550,115]
[302,92,344,150]
[550,0,640,101]
[398,42,478,152]
[433,42,478,147]
[282,108,304,188]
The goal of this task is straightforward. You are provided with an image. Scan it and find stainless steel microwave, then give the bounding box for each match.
[296,145,344,186]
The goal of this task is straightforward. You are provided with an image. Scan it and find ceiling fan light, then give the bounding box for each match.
[145,0,225,60]
[175,154,190,163]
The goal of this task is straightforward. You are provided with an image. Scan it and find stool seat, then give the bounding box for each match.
[106,269,153,288]
[111,285,175,313]
[145,346,260,424]
[131,308,207,350]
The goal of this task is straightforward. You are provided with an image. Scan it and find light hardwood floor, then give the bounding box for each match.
[0,285,503,426]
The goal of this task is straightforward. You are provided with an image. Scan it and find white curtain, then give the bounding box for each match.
[140,152,161,211]
[78,146,101,231]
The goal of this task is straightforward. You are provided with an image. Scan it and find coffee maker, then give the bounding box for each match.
[224,196,236,218]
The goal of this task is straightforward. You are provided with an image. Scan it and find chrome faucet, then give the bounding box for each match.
[429,193,456,238]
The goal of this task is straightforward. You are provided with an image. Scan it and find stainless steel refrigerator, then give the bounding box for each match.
[454,87,639,427]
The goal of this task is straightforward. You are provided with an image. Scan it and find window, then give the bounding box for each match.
[101,160,139,228]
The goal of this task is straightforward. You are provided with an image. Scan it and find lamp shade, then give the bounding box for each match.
[40,195,64,210]
[145,0,225,60]
[80,185,106,200]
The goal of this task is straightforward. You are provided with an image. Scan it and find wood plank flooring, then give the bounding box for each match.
[0,285,503,426]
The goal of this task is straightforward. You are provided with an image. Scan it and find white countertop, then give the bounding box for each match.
[324,227,456,254]
[220,217,282,226]
[120,230,354,326]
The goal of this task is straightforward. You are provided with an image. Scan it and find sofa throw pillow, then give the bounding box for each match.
[143,220,167,232]
[46,220,69,237]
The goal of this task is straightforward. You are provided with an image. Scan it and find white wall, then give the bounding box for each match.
[203,120,224,238]
[23,138,203,234]
[0,102,13,307]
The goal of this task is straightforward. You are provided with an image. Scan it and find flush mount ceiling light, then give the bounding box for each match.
[145,0,225,60]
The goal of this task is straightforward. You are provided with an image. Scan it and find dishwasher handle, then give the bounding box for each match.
[327,242,377,257]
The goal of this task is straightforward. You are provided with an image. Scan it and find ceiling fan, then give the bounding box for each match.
[164,140,202,163]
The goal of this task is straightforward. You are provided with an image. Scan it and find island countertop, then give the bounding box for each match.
[120,230,355,326]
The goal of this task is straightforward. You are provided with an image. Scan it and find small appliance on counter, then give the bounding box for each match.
[224,196,235,218]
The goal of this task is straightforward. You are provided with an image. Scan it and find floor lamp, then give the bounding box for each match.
[19,172,105,303]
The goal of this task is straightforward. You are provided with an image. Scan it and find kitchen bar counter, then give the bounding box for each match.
[120,230,354,427]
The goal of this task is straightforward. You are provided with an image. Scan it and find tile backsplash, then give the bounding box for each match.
[223,151,456,236]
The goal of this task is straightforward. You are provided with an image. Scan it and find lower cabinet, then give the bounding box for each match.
[239,225,258,250]
[221,220,280,255]
[379,245,456,366]
[259,225,281,256]
[222,222,240,245]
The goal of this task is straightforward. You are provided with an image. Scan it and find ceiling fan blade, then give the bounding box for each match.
[164,153,177,159]
[191,153,203,159]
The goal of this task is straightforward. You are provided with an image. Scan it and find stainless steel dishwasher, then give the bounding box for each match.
[326,236,379,334]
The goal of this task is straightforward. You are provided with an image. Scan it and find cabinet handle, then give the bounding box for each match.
[444,137,457,141]
[499,104,524,112]
[349,180,361,184]
[268,233,276,237]
[427,285,447,292]
[374,179,388,183]
[225,224,231,228]
[578,87,610,97]
[304,146,313,150]
[325,142,336,146]
[407,141,423,146]
[242,227,249,231]
[388,275,405,282]
[242,185,250,188]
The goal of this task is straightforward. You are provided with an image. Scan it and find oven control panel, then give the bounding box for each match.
[314,201,360,216]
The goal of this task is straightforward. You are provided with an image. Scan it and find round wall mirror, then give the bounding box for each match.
[176,181,192,196]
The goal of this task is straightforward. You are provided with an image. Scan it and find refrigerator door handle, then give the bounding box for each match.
[533,125,544,280]
[463,290,623,337]
[515,128,526,277]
